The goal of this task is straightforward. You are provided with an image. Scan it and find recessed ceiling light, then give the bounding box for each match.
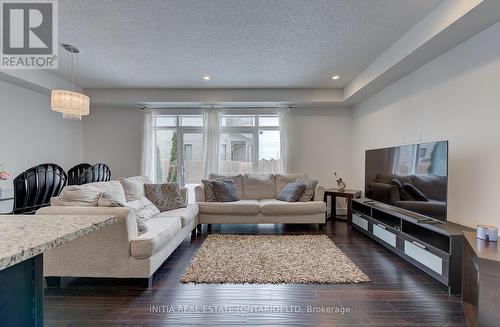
[203,76,211,80]
[331,75,340,80]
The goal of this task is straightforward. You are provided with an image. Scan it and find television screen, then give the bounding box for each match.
[365,141,448,222]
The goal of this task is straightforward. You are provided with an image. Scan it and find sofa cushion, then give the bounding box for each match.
[260,199,326,215]
[198,200,261,215]
[118,176,152,202]
[275,173,307,195]
[154,203,199,227]
[242,174,276,200]
[209,174,243,198]
[130,217,182,258]
[276,181,306,202]
[212,180,239,202]
[54,181,126,207]
[144,183,187,212]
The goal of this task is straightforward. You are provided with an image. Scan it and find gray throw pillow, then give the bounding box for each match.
[144,183,187,212]
[211,180,239,202]
[201,180,217,202]
[97,192,151,234]
[277,181,306,202]
[297,179,318,201]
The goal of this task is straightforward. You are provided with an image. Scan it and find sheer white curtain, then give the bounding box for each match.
[279,107,291,174]
[140,110,154,180]
[202,109,221,178]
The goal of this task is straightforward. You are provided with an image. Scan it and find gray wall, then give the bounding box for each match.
[0,80,83,191]
[83,106,143,179]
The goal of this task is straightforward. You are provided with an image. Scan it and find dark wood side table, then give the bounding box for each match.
[323,188,361,224]
[462,231,500,327]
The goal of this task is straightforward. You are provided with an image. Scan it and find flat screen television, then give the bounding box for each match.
[365,141,448,222]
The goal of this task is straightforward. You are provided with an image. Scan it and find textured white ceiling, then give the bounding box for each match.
[52,0,440,88]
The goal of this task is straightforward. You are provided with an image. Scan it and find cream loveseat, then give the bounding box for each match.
[194,173,326,224]
[35,176,198,287]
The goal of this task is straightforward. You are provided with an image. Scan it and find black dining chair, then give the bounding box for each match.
[77,163,111,185]
[67,163,92,185]
[12,163,67,214]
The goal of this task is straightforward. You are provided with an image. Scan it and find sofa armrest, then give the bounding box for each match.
[35,206,139,278]
[36,206,138,250]
[194,184,205,202]
[313,185,325,202]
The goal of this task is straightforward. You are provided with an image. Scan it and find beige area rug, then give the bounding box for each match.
[180,234,370,284]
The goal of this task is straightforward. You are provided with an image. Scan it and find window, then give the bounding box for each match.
[153,115,203,188]
[184,144,193,161]
[152,112,281,188]
[219,114,280,175]
[221,115,255,127]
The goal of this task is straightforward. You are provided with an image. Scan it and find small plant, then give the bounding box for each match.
[0,164,10,180]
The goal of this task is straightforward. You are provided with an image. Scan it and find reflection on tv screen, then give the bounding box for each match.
[365,141,448,222]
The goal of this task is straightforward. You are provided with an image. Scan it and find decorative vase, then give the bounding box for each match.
[334,172,346,192]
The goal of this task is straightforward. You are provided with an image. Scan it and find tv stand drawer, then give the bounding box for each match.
[373,224,396,247]
[353,214,368,230]
[404,240,443,275]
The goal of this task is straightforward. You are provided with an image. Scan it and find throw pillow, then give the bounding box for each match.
[277,181,306,202]
[144,183,187,212]
[118,176,152,202]
[297,179,318,202]
[97,192,126,207]
[97,193,154,234]
[211,180,239,202]
[402,183,429,202]
[209,174,244,198]
[201,179,218,202]
[126,197,161,234]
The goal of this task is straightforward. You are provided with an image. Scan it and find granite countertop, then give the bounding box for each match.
[0,215,116,270]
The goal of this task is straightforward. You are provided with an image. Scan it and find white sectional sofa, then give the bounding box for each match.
[195,173,326,224]
[35,173,325,287]
[35,176,198,287]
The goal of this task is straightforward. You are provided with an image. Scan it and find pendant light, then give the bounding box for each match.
[51,44,90,120]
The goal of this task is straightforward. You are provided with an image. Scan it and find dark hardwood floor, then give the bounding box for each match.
[44,221,467,326]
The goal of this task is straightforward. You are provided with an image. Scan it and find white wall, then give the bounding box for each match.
[352,21,500,228]
[290,107,352,189]
[82,106,143,179]
[0,80,83,191]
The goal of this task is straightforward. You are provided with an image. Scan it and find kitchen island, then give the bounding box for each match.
[0,214,116,327]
